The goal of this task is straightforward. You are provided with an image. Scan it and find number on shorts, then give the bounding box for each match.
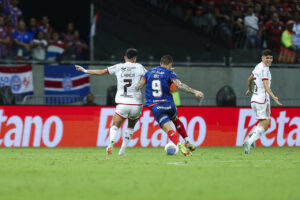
[124,79,132,94]
[152,80,162,97]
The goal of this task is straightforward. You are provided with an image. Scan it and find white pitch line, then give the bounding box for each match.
[208,160,272,163]
[167,162,186,165]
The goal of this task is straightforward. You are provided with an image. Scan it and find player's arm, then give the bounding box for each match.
[245,74,254,96]
[172,79,204,98]
[263,80,282,106]
[136,78,146,90]
[75,65,108,76]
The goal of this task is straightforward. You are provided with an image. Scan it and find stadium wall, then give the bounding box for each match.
[31,65,300,101]
[0,106,299,147]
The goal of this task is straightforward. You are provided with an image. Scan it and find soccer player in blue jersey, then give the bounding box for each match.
[136,55,204,156]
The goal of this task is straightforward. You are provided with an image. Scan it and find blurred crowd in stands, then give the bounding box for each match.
[149,0,300,63]
[0,0,88,61]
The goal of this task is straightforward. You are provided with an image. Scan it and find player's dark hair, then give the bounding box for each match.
[262,49,273,56]
[125,48,138,59]
[160,55,173,65]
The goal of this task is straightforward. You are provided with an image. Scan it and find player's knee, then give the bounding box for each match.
[128,119,138,128]
[171,116,178,122]
[111,125,119,131]
[112,122,121,128]
[113,118,124,127]
[262,123,269,132]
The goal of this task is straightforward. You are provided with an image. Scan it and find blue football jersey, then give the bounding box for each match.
[144,66,179,106]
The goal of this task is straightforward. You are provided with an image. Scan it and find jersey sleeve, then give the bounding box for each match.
[143,71,149,82]
[169,71,179,82]
[141,66,147,75]
[107,64,118,75]
[138,64,147,76]
[261,68,269,80]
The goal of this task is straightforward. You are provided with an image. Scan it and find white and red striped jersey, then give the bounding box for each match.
[107,62,147,105]
[251,62,272,104]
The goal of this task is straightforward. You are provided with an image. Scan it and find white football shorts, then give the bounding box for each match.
[115,104,143,120]
[251,99,271,120]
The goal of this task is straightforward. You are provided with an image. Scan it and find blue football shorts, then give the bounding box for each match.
[149,102,177,127]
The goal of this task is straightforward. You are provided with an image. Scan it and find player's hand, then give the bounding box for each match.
[245,89,253,96]
[194,91,204,98]
[75,65,85,72]
[273,97,283,106]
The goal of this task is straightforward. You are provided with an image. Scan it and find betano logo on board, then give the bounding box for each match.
[0,107,299,147]
[0,110,63,147]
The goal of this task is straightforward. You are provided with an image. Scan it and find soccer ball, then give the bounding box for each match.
[164,142,179,156]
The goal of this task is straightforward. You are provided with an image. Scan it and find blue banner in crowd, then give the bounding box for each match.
[44,65,90,104]
[0,65,34,101]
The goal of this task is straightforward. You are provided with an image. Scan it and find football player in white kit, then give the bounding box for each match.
[244,49,282,154]
[75,48,147,156]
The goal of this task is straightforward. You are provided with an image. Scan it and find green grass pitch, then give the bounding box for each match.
[0,147,299,200]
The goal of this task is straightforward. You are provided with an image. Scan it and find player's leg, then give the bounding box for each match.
[150,104,190,156]
[162,121,179,145]
[161,121,191,156]
[171,115,196,151]
[168,103,195,151]
[106,106,127,155]
[118,105,142,156]
[119,105,142,156]
[244,102,270,154]
[162,122,191,157]
[118,118,138,156]
[246,102,259,149]
[248,131,256,149]
[247,119,268,143]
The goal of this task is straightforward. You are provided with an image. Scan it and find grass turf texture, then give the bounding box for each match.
[0,147,299,200]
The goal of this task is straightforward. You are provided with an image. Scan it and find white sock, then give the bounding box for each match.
[109,125,118,145]
[120,128,134,152]
[248,125,265,145]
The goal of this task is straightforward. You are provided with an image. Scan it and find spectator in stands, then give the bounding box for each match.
[62,22,75,44]
[4,14,16,55]
[278,1,293,23]
[264,4,277,20]
[37,16,53,41]
[1,0,11,14]
[232,16,245,48]
[278,20,296,63]
[181,0,195,22]
[157,0,172,12]
[254,3,264,22]
[215,3,233,48]
[6,0,22,27]
[264,12,284,54]
[46,31,65,61]
[200,1,217,32]
[30,30,47,60]
[5,14,17,36]
[83,93,98,106]
[13,20,33,60]
[28,17,38,37]
[64,30,88,60]
[0,15,10,58]
[292,12,300,50]
[244,6,261,49]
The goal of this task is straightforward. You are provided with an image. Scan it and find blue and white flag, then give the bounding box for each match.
[0,65,34,98]
[44,65,90,104]
[89,10,100,37]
